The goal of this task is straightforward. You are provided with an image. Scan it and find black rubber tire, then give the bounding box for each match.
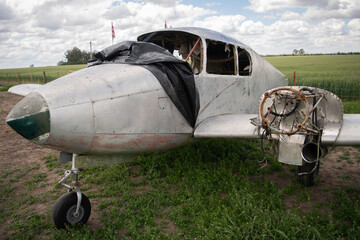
[52,192,91,229]
[298,161,320,186]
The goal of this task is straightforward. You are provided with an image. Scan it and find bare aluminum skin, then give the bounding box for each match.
[7,27,287,156]
[6,27,360,162]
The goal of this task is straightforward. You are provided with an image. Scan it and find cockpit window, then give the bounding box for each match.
[206,40,236,75]
[137,31,203,75]
[238,47,252,76]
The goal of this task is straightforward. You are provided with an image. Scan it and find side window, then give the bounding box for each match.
[238,47,252,76]
[141,33,203,75]
[178,39,202,75]
[206,40,236,75]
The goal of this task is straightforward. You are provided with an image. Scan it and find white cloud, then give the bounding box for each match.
[248,0,360,21]
[0,1,15,20]
[280,11,302,21]
[104,1,132,20]
[248,0,355,12]
[247,0,299,12]
[238,20,265,35]
[348,18,360,36]
[145,0,179,7]
[194,15,246,33]
[263,14,276,19]
[0,0,359,68]
[316,19,346,36]
[303,2,360,21]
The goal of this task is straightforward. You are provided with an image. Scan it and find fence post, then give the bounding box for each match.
[293,71,296,86]
[43,71,47,84]
[6,73,8,84]
[30,73,33,83]
[18,73,21,84]
[57,72,59,78]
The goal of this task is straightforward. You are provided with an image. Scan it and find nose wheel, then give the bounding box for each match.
[52,192,91,229]
[52,154,91,229]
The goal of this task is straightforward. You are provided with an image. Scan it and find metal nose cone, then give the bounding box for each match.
[6,92,50,142]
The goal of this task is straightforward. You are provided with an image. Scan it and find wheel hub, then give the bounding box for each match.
[66,205,84,224]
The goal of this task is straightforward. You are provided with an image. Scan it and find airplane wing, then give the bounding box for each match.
[8,84,43,96]
[193,114,260,138]
[334,114,360,145]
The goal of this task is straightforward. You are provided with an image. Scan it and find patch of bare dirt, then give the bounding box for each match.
[265,145,360,214]
[155,207,179,235]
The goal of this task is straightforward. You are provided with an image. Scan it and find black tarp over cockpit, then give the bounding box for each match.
[88,41,199,128]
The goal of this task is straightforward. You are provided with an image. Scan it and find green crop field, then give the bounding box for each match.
[265,55,360,100]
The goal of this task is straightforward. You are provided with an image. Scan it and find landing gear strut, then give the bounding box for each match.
[52,154,91,229]
[298,160,320,186]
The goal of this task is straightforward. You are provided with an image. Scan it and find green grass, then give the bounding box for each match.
[344,100,360,113]
[265,55,360,100]
[0,84,15,91]
[0,64,86,84]
[1,139,359,239]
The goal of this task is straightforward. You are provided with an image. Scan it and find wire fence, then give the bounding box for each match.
[1,71,360,101]
[0,71,68,85]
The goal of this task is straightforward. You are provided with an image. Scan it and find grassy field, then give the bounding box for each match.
[265,55,360,100]
[0,65,86,83]
[0,55,359,238]
[0,138,359,239]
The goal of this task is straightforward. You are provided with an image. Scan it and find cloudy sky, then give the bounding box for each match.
[0,0,359,69]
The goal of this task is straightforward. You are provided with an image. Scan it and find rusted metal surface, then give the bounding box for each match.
[257,86,345,165]
[90,133,189,153]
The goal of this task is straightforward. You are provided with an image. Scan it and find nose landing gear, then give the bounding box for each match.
[52,154,91,229]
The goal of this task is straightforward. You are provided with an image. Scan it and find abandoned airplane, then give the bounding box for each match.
[6,27,360,229]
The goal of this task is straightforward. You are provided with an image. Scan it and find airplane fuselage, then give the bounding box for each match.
[6,28,287,155]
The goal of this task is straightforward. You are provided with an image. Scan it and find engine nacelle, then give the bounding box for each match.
[258,86,343,166]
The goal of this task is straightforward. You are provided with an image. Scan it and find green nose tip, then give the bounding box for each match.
[6,92,50,141]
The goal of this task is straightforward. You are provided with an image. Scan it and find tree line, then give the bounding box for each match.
[264,52,360,57]
[58,47,92,65]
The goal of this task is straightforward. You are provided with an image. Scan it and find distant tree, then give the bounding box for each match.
[299,49,305,55]
[62,47,91,65]
[293,49,298,55]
